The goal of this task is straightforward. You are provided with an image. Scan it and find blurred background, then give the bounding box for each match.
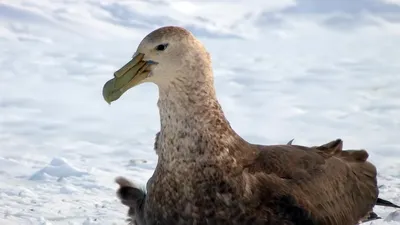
[1,0,400,224]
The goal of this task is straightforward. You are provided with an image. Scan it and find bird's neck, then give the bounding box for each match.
[156,75,238,166]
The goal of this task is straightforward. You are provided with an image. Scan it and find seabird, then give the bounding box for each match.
[103,26,389,225]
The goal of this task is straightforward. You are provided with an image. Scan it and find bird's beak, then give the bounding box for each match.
[102,53,154,104]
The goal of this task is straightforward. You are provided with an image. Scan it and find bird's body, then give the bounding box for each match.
[143,127,377,225]
[103,26,394,225]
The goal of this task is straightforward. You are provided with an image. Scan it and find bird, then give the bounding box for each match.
[103,26,388,225]
[151,134,399,222]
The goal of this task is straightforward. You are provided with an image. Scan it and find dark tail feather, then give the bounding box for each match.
[376,198,400,208]
[361,211,381,223]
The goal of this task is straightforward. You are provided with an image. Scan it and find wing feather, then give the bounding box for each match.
[245,140,378,225]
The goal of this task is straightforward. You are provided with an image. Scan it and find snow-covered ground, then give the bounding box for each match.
[1,0,400,224]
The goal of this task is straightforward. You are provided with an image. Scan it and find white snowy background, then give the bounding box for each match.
[1,0,400,224]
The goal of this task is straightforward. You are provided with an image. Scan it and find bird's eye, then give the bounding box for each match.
[156,43,168,51]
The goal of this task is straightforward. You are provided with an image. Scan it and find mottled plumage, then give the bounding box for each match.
[102,26,397,225]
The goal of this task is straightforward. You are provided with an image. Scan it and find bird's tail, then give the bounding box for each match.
[376,197,400,208]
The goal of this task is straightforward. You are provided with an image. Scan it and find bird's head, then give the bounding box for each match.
[102,26,210,104]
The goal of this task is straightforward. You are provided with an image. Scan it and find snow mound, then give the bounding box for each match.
[29,157,88,181]
[385,210,400,222]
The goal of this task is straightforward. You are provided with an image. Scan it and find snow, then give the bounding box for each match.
[0,0,400,224]
[29,158,88,181]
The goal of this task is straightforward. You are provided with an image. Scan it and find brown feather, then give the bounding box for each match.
[287,138,400,223]
[244,141,378,225]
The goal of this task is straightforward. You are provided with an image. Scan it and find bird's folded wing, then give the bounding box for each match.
[245,142,378,225]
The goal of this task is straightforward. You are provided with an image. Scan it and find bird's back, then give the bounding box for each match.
[244,141,378,225]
